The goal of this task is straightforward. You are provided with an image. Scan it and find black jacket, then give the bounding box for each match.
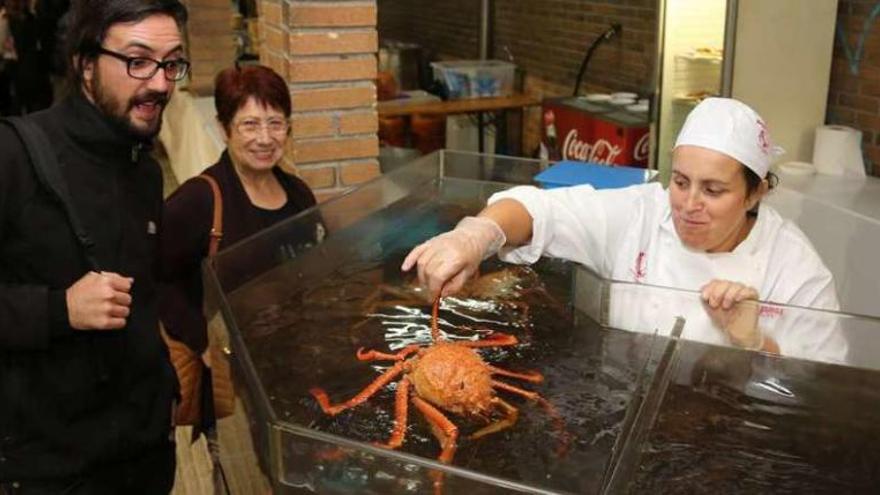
[0,91,176,480]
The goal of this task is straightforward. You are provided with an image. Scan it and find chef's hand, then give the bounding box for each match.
[66,271,134,330]
[401,216,506,298]
[701,279,763,350]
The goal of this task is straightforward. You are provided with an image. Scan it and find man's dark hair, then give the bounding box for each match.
[65,0,187,86]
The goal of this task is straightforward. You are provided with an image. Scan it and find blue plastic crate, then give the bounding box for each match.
[534,160,654,190]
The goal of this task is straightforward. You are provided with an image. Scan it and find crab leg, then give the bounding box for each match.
[356,345,420,362]
[487,365,543,383]
[431,292,442,342]
[492,381,572,456]
[535,396,572,456]
[310,361,406,415]
[375,377,411,450]
[412,396,459,464]
[470,397,519,439]
[492,379,540,401]
[457,332,518,348]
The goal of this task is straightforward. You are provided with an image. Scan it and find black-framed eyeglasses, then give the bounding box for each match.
[97,47,191,81]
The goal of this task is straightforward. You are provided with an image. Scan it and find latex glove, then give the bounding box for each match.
[66,271,133,330]
[701,279,762,349]
[401,216,506,298]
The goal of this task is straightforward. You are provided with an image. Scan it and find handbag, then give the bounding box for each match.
[161,174,236,427]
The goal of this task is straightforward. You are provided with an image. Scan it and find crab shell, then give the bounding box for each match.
[408,342,494,416]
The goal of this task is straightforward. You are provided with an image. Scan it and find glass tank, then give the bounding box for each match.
[203,150,880,494]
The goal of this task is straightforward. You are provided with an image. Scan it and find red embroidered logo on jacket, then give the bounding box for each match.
[631,252,647,281]
[759,305,784,318]
[757,118,771,155]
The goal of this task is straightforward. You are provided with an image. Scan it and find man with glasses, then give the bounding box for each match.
[0,1,188,493]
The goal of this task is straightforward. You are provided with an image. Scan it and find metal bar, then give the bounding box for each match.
[721,0,739,96]
[479,0,493,60]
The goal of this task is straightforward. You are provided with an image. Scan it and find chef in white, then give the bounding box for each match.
[403,98,847,364]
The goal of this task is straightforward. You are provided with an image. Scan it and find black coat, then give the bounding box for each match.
[0,91,176,480]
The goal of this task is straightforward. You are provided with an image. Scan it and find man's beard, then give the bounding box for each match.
[90,68,169,140]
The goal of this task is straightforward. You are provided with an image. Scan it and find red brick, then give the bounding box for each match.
[839,93,880,113]
[291,113,336,138]
[291,85,375,111]
[859,79,880,98]
[287,56,376,83]
[289,4,377,28]
[289,30,377,55]
[339,110,378,135]
[263,25,287,53]
[292,136,379,164]
[856,111,880,129]
[259,50,287,78]
[853,61,880,80]
[297,165,337,189]
[339,160,381,185]
[259,0,282,26]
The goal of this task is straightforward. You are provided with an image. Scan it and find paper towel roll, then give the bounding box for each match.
[812,125,866,177]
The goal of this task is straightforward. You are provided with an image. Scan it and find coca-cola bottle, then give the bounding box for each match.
[539,110,563,162]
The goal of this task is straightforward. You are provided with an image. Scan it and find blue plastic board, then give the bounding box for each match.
[534,160,651,190]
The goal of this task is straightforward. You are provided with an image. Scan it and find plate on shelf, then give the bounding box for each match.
[626,103,649,113]
[612,92,638,100]
[584,93,611,102]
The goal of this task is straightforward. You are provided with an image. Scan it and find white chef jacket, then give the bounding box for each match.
[489,183,848,364]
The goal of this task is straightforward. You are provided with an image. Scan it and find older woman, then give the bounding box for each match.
[159,64,317,389]
[403,98,845,362]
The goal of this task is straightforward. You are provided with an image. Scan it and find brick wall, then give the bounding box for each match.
[183,0,238,95]
[260,0,380,202]
[377,0,480,59]
[827,0,880,175]
[377,0,657,154]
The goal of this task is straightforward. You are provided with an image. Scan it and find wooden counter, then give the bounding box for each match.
[377,94,540,117]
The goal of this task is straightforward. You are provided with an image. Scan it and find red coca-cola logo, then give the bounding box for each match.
[562,129,622,164]
[634,133,650,162]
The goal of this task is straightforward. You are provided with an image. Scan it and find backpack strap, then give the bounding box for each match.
[194,174,223,258]
[1,116,101,271]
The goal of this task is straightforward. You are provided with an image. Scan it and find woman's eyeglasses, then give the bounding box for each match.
[234,118,290,138]
[97,47,191,82]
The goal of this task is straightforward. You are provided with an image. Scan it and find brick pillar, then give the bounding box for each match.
[259,0,380,201]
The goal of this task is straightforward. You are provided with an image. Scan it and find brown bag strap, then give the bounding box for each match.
[195,174,223,257]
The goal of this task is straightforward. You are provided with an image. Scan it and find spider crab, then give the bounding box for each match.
[309,291,562,469]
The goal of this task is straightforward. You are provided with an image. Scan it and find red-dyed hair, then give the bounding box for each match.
[214,65,291,132]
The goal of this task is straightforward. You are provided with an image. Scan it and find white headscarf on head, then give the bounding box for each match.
[674,97,784,178]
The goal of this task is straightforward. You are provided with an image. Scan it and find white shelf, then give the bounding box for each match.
[675,53,722,64]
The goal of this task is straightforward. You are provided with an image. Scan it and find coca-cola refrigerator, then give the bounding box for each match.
[541,97,650,168]
[653,0,838,180]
